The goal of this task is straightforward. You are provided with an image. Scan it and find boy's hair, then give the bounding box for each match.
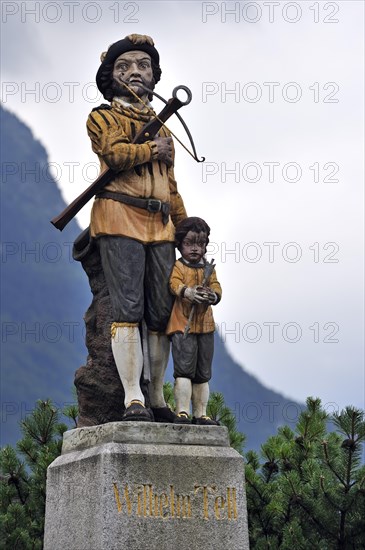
[174,217,210,250]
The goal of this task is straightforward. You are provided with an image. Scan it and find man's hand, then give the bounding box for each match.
[153,136,173,167]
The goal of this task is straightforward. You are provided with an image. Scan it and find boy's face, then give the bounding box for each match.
[180,231,207,264]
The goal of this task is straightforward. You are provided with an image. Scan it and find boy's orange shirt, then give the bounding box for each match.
[166,259,222,335]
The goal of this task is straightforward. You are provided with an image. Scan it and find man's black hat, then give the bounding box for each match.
[96,34,161,99]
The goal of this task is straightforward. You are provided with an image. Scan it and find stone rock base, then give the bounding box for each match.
[44,422,249,550]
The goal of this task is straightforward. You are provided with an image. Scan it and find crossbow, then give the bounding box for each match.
[51,83,204,231]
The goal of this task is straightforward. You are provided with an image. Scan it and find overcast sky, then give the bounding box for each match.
[1,0,364,413]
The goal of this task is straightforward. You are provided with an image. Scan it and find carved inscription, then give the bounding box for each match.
[113,483,238,521]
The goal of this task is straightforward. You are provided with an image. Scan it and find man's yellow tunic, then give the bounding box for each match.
[86,99,187,242]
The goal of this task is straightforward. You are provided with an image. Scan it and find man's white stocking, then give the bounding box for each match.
[192,382,209,418]
[148,332,170,408]
[174,377,192,414]
[111,326,144,407]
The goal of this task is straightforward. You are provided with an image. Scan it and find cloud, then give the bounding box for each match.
[1,0,363,411]
[1,17,49,77]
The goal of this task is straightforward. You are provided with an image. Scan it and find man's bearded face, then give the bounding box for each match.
[112,50,154,100]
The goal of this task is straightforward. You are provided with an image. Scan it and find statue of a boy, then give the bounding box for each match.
[166,217,222,425]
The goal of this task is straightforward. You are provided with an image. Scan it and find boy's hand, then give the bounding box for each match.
[184,286,208,304]
[205,289,218,304]
[199,286,217,304]
[184,286,217,304]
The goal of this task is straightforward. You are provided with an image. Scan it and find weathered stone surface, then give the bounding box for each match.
[44,423,250,550]
[62,421,230,453]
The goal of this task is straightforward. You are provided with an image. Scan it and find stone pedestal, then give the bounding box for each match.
[44,422,249,550]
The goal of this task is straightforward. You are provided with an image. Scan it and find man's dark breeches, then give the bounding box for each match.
[97,236,175,332]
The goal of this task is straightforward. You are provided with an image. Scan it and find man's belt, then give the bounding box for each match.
[96,191,170,225]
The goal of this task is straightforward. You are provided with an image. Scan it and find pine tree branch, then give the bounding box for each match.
[296,498,335,539]
[285,501,292,524]
[339,509,347,549]
[246,479,270,548]
[245,476,266,504]
[6,471,27,506]
[13,532,22,549]
[43,406,56,444]
[245,476,276,539]
[351,410,355,440]
[322,441,347,489]
[13,477,27,506]
[350,523,365,538]
[319,475,338,510]
[287,525,302,547]
[23,423,45,446]
[287,475,335,539]
[264,465,278,484]
[19,446,38,465]
[345,448,353,494]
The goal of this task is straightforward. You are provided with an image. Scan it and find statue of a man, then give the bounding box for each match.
[86,34,187,422]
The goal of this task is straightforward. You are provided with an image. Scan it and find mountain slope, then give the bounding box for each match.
[0,106,302,450]
[1,106,90,446]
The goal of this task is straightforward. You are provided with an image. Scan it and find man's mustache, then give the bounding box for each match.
[112,78,155,99]
[119,79,154,95]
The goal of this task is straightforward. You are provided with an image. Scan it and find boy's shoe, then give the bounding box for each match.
[192,415,220,426]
